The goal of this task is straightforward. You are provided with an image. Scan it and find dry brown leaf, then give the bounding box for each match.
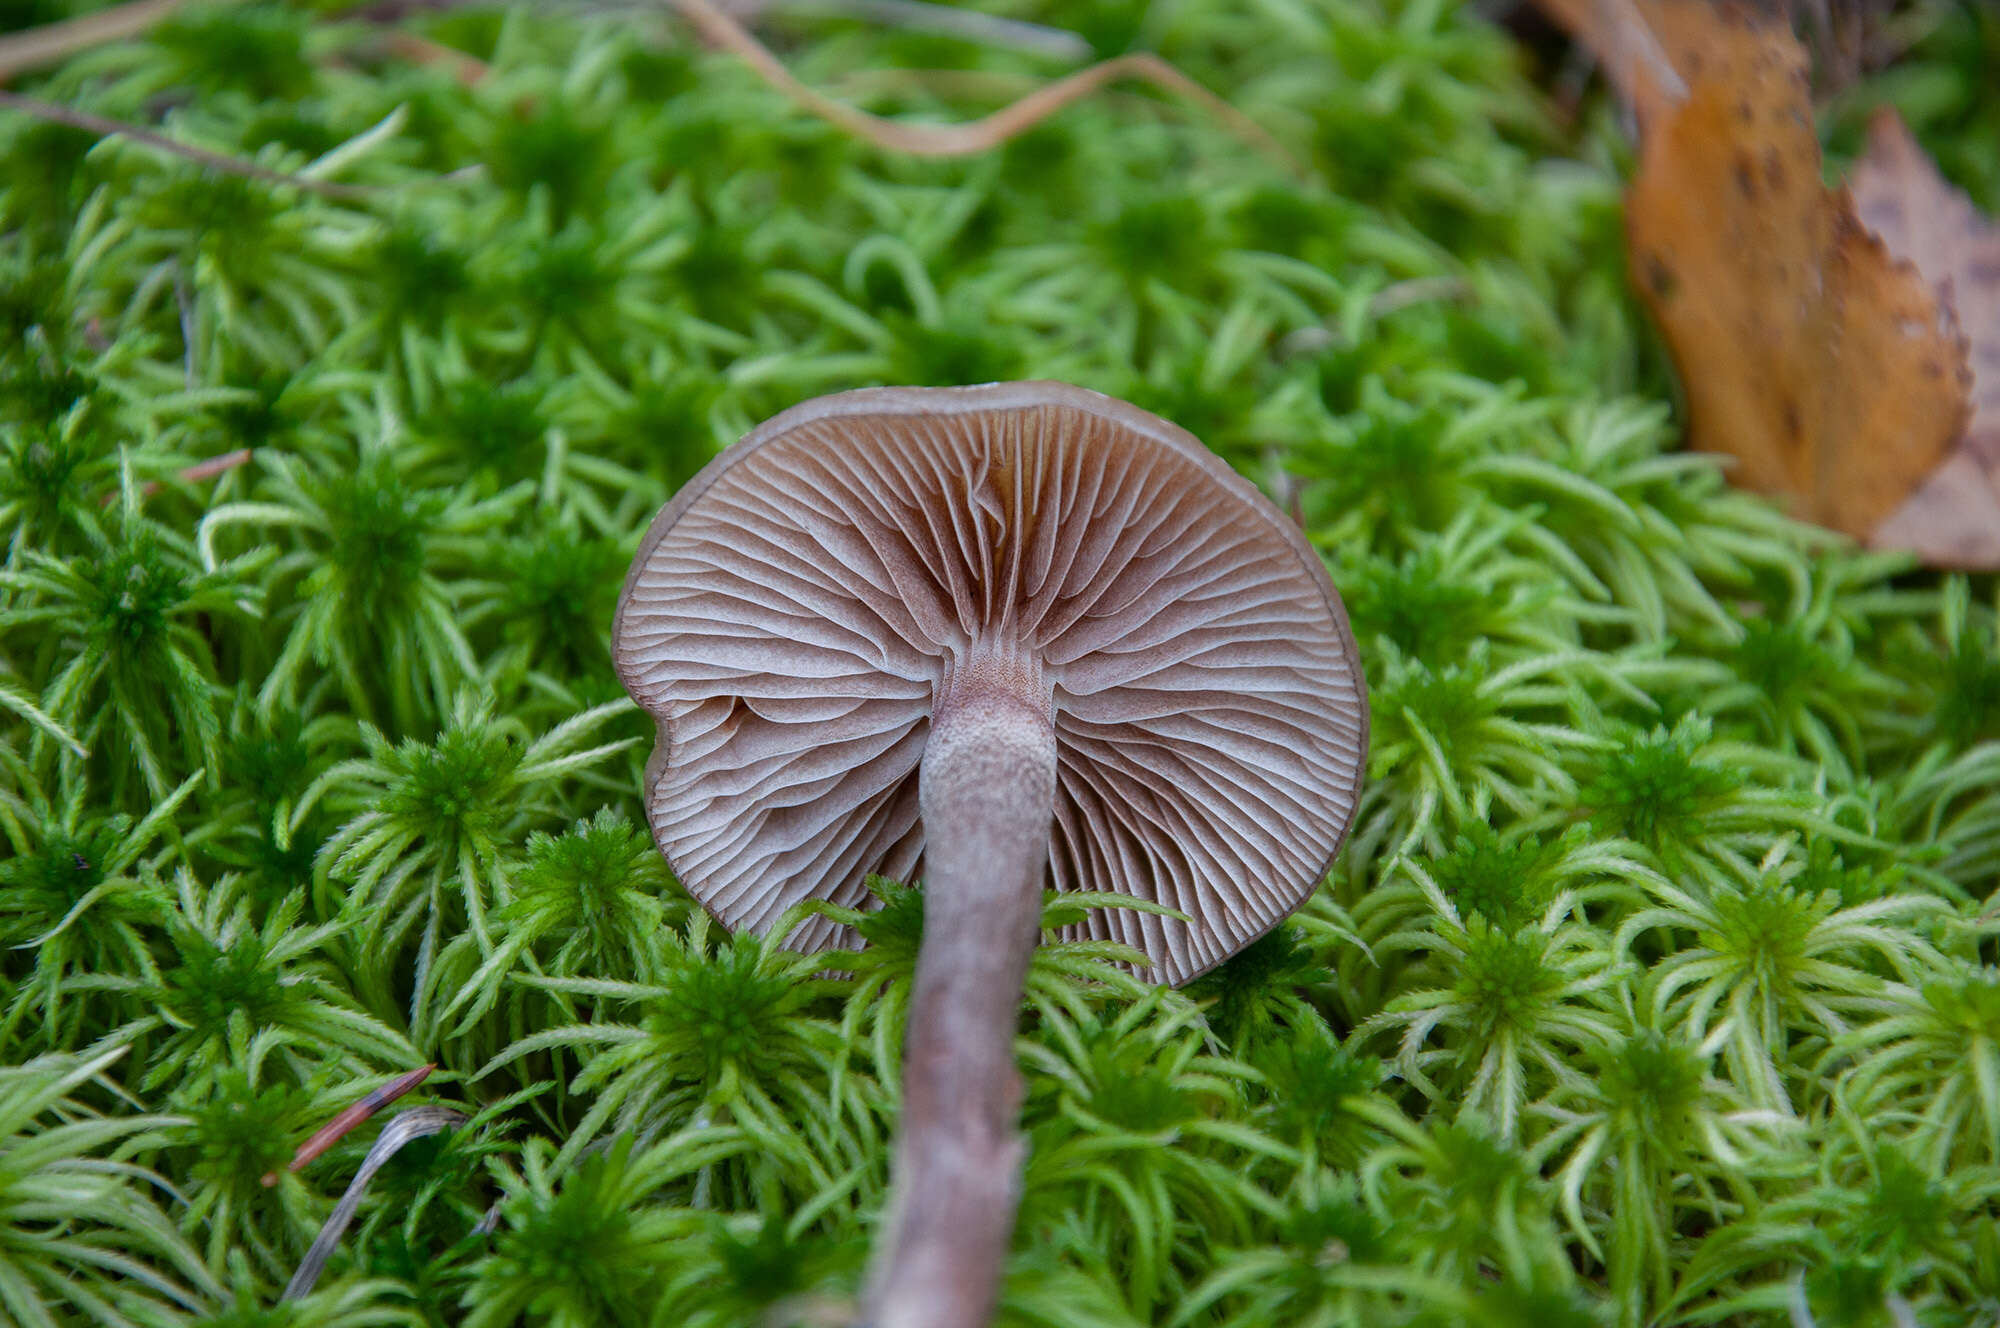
[1851,107,2000,567]
[1534,0,1984,555]
[1621,7,1969,538]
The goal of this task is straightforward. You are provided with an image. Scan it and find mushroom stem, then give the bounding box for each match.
[866,657,1057,1328]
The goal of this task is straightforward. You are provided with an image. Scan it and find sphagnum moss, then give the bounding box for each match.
[0,2,1997,1326]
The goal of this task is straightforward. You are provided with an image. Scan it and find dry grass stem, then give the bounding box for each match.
[0,91,380,200]
[0,0,202,84]
[672,0,1305,176]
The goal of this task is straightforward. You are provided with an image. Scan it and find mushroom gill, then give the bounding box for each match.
[615,382,1365,982]
[614,381,1368,1328]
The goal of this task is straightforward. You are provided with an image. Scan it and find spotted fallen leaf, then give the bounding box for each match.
[1851,108,2000,568]
[1620,6,1971,539]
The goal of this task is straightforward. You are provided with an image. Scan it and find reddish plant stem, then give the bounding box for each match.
[673,0,1304,176]
[0,92,377,200]
[865,649,1056,1328]
[262,1064,434,1186]
[101,448,255,506]
[0,0,191,84]
[151,447,254,497]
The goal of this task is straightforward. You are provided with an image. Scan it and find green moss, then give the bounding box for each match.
[1428,825,1564,928]
[154,3,317,102]
[1576,715,1744,857]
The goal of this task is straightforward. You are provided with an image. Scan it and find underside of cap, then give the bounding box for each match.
[614,382,1368,985]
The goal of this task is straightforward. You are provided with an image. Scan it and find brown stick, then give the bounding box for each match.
[171,448,255,487]
[370,30,491,86]
[0,92,378,201]
[865,647,1056,1328]
[672,0,1304,178]
[1527,0,1687,123]
[717,0,1093,61]
[102,448,257,507]
[262,1064,434,1186]
[146,447,255,500]
[0,0,198,84]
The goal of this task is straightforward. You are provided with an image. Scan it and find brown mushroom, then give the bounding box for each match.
[613,381,1368,1328]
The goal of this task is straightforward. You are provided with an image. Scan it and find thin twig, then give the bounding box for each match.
[100,448,256,507]
[717,0,1092,62]
[170,448,255,488]
[128,447,256,503]
[0,0,200,84]
[1527,0,1687,122]
[828,67,1053,101]
[342,0,473,18]
[369,30,492,85]
[0,92,379,201]
[282,1104,468,1301]
[264,1064,435,1187]
[671,0,1305,177]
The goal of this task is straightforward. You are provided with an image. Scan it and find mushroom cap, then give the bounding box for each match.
[614,381,1368,985]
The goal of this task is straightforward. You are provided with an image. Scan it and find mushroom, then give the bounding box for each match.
[612,381,1368,1328]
